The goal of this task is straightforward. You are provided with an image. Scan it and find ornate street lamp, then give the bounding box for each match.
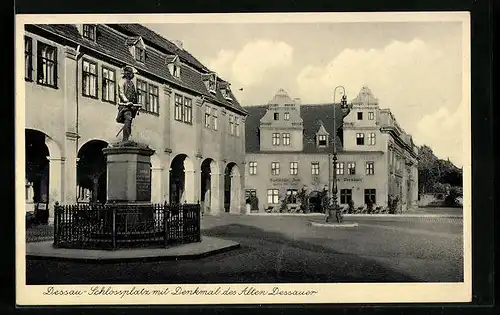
[327,86,347,223]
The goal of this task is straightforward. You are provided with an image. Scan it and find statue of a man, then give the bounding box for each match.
[116,66,139,142]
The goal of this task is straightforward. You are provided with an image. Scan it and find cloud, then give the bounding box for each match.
[296,38,463,165]
[416,104,464,167]
[205,40,293,101]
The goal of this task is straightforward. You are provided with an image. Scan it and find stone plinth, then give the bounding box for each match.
[102,142,155,203]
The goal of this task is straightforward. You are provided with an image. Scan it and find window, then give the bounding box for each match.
[267,189,279,204]
[148,84,159,114]
[364,189,376,204]
[209,78,217,93]
[235,117,240,136]
[136,79,148,106]
[340,189,352,204]
[286,189,298,203]
[311,162,320,175]
[290,162,298,175]
[174,94,183,121]
[204,107,211,128]
[102,67,116,103]
[135,46,145,63]
[183,97,193,124]
[25,36,33,81]
[336,162,344,175]
[356,133,365,145]
[173,64,180,78]
[274,113,279,120]
[212,108,218,130]
[368,111,375,120]
[357,112,363,120]
[347,162,356,175]
[245,189,257,199]
[82,59,97,97]
[248,161,257,175]
[229,116,235,135]
[83,24,96,41]
[318,134,327,147]
[272,133,280,146]
[368,133,376,145]
[271,162,280,175]
[366,161,375,175]
[284,112,290,121]
[282,133,290,146]
[37,42,57,87]
[222,88,232,100]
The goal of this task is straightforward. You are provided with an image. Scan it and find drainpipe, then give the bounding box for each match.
[75,45,83,199]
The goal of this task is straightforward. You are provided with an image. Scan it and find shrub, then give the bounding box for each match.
[366,198,374,214]
[347,199,355,213]
[444,186,462,207]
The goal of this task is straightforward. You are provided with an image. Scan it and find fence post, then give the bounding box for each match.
[197,201,201,242]
[53,201,59,247]
[163,202,168,248]
[112,206,116,250]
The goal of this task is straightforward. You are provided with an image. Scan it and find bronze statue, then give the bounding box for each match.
[116,66,141,142]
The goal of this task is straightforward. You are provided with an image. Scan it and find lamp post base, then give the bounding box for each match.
[326,204,343,224]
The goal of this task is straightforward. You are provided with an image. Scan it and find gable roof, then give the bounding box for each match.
[245,104,348,154]
[30,23,246,115]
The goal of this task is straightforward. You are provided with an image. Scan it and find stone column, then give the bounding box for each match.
[162,149,172,203]
[162,85,172,152]
[151,166,163,204]
[195,154,203,203]
[64,132,79,203]
[184,169,196,203]
[210,171,222,215]
[47,156,64,223]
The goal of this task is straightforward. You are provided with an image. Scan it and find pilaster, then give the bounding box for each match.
[163,85,173,152]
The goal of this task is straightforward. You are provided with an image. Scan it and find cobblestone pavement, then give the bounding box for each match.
[26,211,463,284]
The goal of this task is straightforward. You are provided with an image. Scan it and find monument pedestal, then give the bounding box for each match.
[102,142,156,234]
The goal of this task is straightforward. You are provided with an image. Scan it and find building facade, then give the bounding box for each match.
[244,87,418,212]
[24,23,247,221]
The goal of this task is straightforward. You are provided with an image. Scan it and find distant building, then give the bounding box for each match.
[24,24,247,222]
[244,87,418,212]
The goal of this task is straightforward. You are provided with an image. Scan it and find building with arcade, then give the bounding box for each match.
[23,23,247,222]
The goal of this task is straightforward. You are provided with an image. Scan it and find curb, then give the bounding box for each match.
[246,213,462,219]
[310,222,359,228]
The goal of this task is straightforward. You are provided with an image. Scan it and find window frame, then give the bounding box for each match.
[318,134,328,147]
[336,162,344,175]
[340,189,352,204]
[204,106,211,128]
[24,36,33,81]
[101,66,116,104]
[82,58,98,98]
[148,84,159,115]
[183,97,193,124]
[136,79,148,107]
[36,42,58,88]
[357,111,363,120]
[82,24,97,41]
[311,162,320,175]
[248,161,257,175]
[282,133,291,146]
[284,112,290,121]
[273,113,279,120]
[364,189,376,204]
[347,162,356,175]
[135,46,145,63]
[272,133,280,146]
[356,133,365,145]
[290,162,298,175]
[271,162,280,176]
[368,132,376,145]
[212,108,218,130]
[286,189,298,203]
[368,111,375,120]
[267,189,279,204]
[174,94,183,121]
[366,161,375,175]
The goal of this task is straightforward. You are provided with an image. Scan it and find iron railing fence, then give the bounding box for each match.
[53,202,201,250]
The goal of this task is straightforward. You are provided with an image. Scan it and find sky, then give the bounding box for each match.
[145,21,465,167]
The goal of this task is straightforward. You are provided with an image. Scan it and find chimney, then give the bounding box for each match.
[173,40,183,50]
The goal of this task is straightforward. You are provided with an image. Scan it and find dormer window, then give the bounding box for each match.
[135,46,145,63]
[221,86,233,101]
[167,55,181,79]
[208,73,217,94]
[82,24,96,41]
[127,37,146,63]
[318,135,328,147]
